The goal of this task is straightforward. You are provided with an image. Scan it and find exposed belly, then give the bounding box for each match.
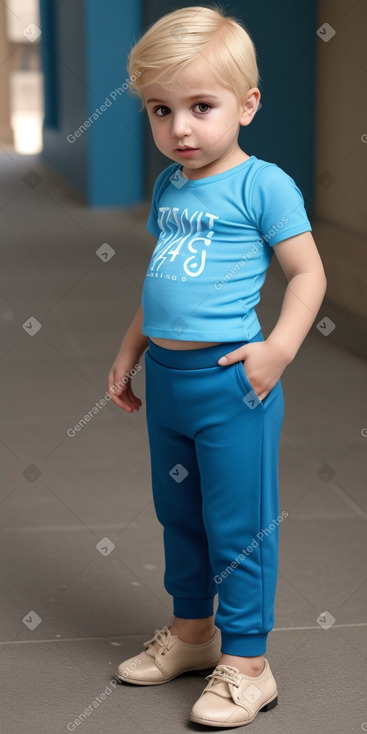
[148,337,222,350]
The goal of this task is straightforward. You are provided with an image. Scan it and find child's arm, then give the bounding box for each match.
[266,231,327,361]
[218,231,327,401]
[107,304,148,412]
[117,304,149,360]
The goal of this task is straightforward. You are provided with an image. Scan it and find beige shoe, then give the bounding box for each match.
[115,625,222,685]
[189,660,278,727]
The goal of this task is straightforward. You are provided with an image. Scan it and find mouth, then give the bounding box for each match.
[176,147,199,157]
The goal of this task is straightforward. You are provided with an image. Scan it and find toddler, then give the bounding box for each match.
[108,4,327,728]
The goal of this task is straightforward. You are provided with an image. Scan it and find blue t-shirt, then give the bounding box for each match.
[142,155,312,341]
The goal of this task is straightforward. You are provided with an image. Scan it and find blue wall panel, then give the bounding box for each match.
[40,0,88,199]
[84,0,143,206]
[39,0,143,207]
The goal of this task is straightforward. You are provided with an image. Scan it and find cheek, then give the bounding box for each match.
[203,115,231,142]
[211,122,235,145]
[204,127,226,146]
[151,123,169,146]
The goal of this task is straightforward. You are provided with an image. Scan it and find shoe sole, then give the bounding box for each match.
[114,662,221,686]
[189,694,278,727]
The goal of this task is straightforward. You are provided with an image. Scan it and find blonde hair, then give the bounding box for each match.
[127,4,260,111]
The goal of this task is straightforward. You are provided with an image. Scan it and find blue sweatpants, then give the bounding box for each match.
[144,330,284,656]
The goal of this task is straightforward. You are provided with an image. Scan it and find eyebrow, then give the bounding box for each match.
[146,94,220,104]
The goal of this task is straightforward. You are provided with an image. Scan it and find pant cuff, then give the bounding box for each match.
[220,632,268,656]
[173,597,215,618]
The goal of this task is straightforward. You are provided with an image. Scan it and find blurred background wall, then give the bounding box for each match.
[314,0,367,351]
[38,0,143,206]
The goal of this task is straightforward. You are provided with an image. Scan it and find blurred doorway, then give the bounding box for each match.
[0,0,43,154]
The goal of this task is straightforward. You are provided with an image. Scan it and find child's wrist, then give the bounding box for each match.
[119,341,146,362]
[266,335,296,365]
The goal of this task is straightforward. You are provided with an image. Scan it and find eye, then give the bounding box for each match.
[152,102,212,117]
[154,106,170,117]
[194,103,212,113]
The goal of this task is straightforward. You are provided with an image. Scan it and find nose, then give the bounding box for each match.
[171,111,192,141]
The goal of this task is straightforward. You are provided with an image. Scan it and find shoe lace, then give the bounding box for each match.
[205,664,241,687]
[143,626,173,654]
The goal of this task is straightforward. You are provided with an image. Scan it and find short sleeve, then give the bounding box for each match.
[145,164,178,238]
[249,164,312,246]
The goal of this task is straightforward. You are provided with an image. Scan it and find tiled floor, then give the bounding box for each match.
[0,146,366,733]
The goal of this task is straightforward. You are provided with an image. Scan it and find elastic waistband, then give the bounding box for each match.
[146,332,263,369]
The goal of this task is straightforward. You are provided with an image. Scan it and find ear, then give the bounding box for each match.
[239,88,261,126]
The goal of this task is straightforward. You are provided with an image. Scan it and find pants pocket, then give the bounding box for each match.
[234,360,279,409]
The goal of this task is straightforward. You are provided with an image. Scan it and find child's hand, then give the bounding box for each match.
[108,352,142,413]
[218,340,290,401]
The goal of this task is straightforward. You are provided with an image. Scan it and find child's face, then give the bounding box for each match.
[143,56,258,178]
